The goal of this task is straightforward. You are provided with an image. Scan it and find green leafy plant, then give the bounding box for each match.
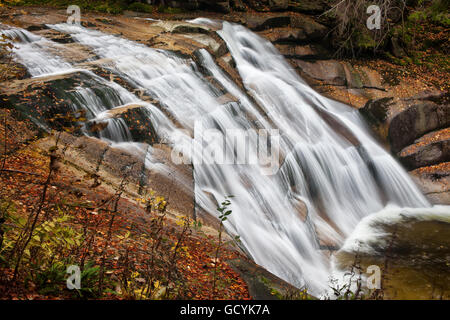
[30,261,67,295]
[210,195,234,299]
[76,260,100,298]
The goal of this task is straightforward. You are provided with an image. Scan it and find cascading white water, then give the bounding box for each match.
[1,27,75,77]
[1,26,142,143]
[5,21,447,295]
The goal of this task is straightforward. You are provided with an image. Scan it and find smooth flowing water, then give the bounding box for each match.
[3,21,447,295]
[2,26,141,143]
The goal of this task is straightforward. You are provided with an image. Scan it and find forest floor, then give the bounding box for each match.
[0,109,250,300]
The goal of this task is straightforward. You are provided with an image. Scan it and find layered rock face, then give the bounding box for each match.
[360,93,450,204]
[0,8,338,251]
[0,5,447,254]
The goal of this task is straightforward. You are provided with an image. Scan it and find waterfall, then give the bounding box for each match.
[1,26,139,143]
[3,21,447,295]
[1,27,75,77]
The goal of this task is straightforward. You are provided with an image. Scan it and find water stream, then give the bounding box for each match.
[2,21,448,296]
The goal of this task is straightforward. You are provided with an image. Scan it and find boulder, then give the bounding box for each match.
[258,27,307,43]
[359,97,393,126]
[292,60,346,86]
[25,24,48,32]
[246,15,292,30]
[37,133,195,218]
[228,258,315,299]
[388,101,450,153]
[275,43,329,59]
[0,72,86,132]
[314,225,341,250]
[289,15,328,39]
[295,200,308,222]
[248,14,328,39]
[154,20,211,34]
[182,33,228,57]
[215,54,246,90]
[399,128,450,170]
[37,29,74,44]
[37,132,109,176]
[288,0,329,14]
[410,162,450,205]
[334,213,450,299]
[316,107,360,146]
[99,104,159,145]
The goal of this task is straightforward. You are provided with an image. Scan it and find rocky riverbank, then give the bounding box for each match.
[0,3,448,299]
[2,5,448,204]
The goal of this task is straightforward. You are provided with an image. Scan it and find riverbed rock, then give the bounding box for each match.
[228,258,314,299]
[275,43,329,59]
[292,60,346,85]
[37,28,74,44]
[249,14,328,38]
[183,33,228,57]
[100,104,159,145]
[36,132,196,218]
[389,100,450,153]
[399,128,450,170]
[0,72,85,132]
[288,0,329,14]
[153,20,210,34]
[334,213,450,299]
[258,27,307,43]
[360,97,392,125]
[246,14,292,30]
[0,70,140,138]
[410,162,450,205]
[289,15,328,39]
[315,226,341,250]
[3,6,449,298]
